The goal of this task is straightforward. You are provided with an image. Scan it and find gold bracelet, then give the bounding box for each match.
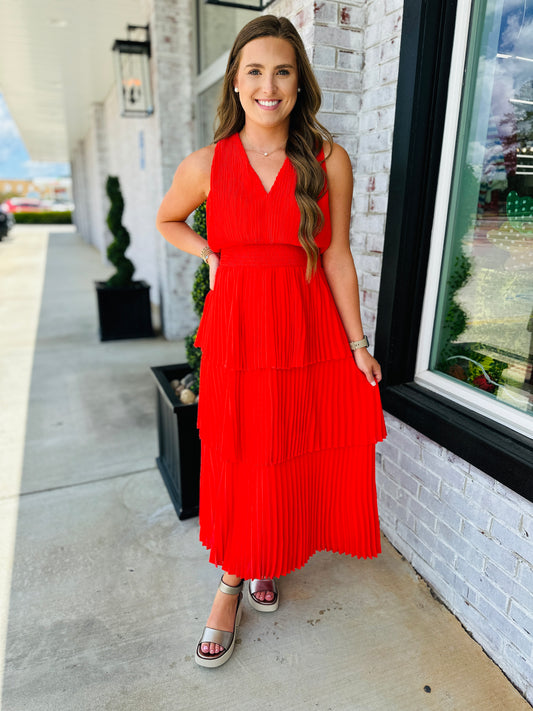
[200,246,214,264]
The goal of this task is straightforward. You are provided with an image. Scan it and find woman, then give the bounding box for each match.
[156,15,386,668]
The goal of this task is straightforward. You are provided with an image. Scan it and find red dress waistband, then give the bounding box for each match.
[218,244,308,267]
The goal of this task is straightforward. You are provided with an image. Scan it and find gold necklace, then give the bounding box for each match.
[241,135,286,157]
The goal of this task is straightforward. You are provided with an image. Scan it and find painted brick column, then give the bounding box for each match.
[313,1,365,156]
[70,140,91,244]
[271,1,371,336]
[80,102,111,255]
[353,0,402,341]
[150,0,198,339]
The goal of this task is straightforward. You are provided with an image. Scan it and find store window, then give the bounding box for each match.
[376,0,533,496]
[429,0,533,417]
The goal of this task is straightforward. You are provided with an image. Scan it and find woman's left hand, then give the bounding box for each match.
[353,348,382,387]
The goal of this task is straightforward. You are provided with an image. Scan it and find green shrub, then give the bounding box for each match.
[186,202,210,395]
[105,176,135,288]
[185,332,202,394]
[13,211,72,224]
[191,203,210,318]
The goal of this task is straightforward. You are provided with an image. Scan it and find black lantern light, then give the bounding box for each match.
[204,0,275,10]
[112,24,154,117]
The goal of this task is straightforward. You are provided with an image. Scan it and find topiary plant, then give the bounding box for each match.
[105,176,135,288]
[190,203,210,318]
[184,202,210,395]
[436,252,472,367]
[435,167,511,394]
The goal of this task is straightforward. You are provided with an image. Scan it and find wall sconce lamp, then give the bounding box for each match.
[112,24,154,117]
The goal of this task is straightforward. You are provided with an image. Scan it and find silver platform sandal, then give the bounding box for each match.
[247,578,279,612]
[195,577,244,668]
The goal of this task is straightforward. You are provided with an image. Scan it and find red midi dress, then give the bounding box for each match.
[195,133,386,580]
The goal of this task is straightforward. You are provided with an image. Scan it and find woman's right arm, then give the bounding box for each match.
[155,145,214,257]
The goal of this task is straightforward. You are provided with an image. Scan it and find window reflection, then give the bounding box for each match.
[197,0,255,72]
[432,0,533,413]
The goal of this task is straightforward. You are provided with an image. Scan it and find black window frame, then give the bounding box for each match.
[375,0,533,501]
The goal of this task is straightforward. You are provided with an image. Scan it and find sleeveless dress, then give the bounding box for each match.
[195,133,386,580]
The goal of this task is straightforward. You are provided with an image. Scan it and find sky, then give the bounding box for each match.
[0,92,70,179]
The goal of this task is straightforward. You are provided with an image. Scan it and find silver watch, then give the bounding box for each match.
[349,336,369,351]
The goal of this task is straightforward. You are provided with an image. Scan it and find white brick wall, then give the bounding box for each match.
[273,0,401,341]
[141,0,199,339]
[360,5,533,700]
[70,140,91,248]
[268,0,533,702]
[377,416,533,703]
[313,1,365,159]
[72,103,110,257]
[354,0,401,341]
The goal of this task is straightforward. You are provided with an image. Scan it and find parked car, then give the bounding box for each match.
[1,197,44,213]
[48,201,74,212]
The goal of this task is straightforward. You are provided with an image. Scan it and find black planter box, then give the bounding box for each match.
[95,280,154,341]
[151,363,200,520]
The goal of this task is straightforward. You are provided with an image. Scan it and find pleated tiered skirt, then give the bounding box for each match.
[195,244,386,580]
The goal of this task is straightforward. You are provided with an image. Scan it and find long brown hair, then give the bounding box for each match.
[214,15,333,280]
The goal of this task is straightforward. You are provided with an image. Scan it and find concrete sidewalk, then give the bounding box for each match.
[0,226,529,711]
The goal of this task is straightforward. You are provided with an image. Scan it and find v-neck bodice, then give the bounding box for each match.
[206,132,331,253]
[235,132,289,195]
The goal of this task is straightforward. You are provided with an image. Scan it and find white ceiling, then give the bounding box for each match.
[0,0,149,162]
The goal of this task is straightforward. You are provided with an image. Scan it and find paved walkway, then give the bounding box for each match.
[0,226,530,710]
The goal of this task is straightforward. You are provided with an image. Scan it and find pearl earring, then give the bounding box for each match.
[234,87,239,93]
[297,87,301,93]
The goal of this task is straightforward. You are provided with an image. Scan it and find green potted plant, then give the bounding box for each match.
[151,203,209,520]
[95,175,154,341]
[435,171,509,395]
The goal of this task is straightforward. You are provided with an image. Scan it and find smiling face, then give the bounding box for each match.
[233,36,299,131]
